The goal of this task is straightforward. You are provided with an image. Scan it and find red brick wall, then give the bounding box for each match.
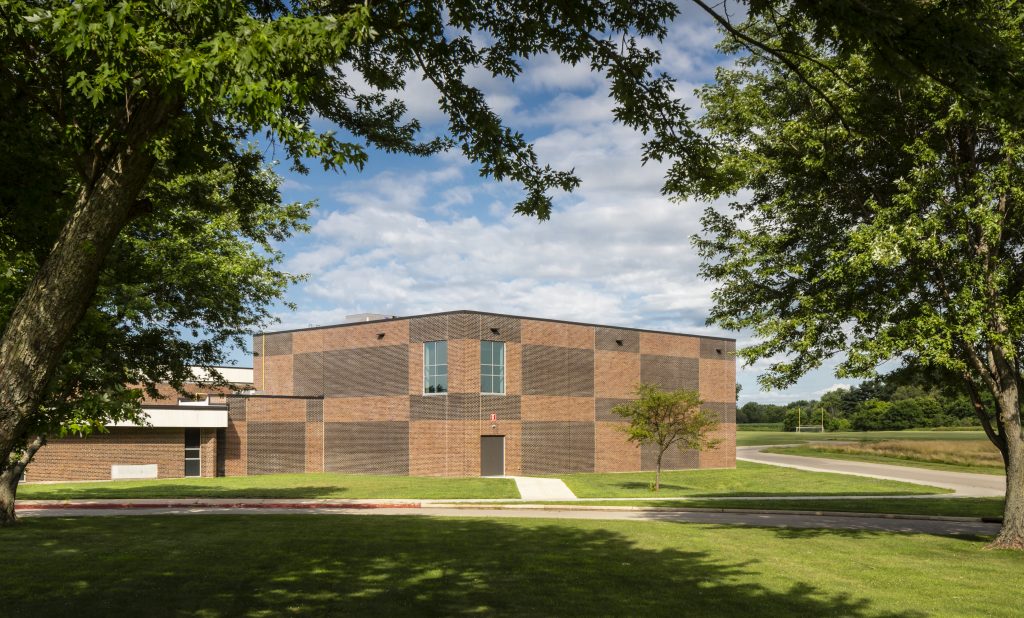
[28,428,185,482]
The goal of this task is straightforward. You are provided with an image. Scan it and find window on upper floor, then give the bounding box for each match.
[480,340,505,394]
[423,341,448,394]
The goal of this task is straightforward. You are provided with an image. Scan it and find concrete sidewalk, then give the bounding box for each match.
[739,445,1005,497]
[509,476,577,500]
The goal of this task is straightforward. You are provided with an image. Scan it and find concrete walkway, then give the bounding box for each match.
[739,445,1005,497]
[510,476,577,500]
[15,504,999,537]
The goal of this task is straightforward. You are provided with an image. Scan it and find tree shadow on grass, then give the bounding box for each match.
[609,480,927,497]
[2,515,929,617]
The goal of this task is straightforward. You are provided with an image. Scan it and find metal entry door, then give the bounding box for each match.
[480,436,505,476]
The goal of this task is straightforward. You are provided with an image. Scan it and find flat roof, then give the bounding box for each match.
[259,309,735,342]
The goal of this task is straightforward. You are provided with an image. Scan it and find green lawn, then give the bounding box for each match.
[513,498,1005,519]
[2,515,1020,616]
[17,472,519,500]
[558,461,949,498]
[737,429,989,447]
[764,445,1005,476]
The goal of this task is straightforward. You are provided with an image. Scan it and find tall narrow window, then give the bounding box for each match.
[423,340,448,393]
[184,428,201,477]
[481,340,505,394]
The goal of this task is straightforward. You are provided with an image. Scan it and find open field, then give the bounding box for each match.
[737,429,989,447]
[738,423,785,431]
[508,498,1005,519]
[766,441,1004,476]
[2,515,1020,616]
[17,473,519,500]
[557,461,948,498]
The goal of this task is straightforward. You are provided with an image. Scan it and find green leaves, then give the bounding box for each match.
[613,384,720,454]
[685,6,1024,399]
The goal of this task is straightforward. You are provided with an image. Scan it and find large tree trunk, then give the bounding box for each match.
[0,99,170,525]
[0,435,46,525]
[991,387,1024,549]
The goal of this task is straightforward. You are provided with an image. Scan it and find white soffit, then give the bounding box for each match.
[109,408,228,428]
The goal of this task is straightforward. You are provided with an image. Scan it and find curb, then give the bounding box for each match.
[16,501,421,511]
[424,502,1001,523]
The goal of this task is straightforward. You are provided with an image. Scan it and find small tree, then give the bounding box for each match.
[613,384,721,491]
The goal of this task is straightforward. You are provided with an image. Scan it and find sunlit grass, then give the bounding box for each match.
[767,441,1004,476]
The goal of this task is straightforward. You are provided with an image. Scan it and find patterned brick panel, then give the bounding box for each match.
[323,345,409,396]
[595,327,640,353]
[410,394,448,420]
[702,402,736,424]
[324,396,410,422]
[700,337,736,359]
[594,350,640,399]
[640,355,699,391]
[521,396,594,422]
[641,443,699,471]
[293,352,325,397]
[699,424,737,468]
[321,320,410,351]
[699,358,736,403]
[306,398,324,422]
[595,422,640,472]
[409,344,423,395]
[260,354,294,395]
[224,420,246,476]
[522,344,566,395]
[325,421,409,474]
[640,332,700,358]
[446,312,479,340]
[521,421,594,474]
[244,397,307,423]
[257,332,292,356]
[567,348,595,397]
[409,315,450,342]
[476,394,522,421]
[28,428,185,481]
[448,339,479,394]
[227,396,247,422]
[596,398,637,422]
[306,423,324,473]
[522,345,595,396]
[568,422,595,473]
[246,422,305,475]
[200,428,218,478]
[480,314,522,343]
[520,319,593,349]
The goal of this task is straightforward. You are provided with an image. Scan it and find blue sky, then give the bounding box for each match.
[236,6,857,405]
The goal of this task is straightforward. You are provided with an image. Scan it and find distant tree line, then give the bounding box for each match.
[738,366,979,432]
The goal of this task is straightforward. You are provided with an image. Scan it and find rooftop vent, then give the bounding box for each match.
[344,313,396,323]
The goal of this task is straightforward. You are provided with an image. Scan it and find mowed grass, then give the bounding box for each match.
[737,429,988,447]
[514,498,1005,519]
[17,472,519,500]
[767,441,1005,476]
[2,515,1021,616]
[558,461,949,498]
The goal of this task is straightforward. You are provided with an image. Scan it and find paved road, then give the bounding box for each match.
[16,505,999,537]
[738,445,1005,497]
